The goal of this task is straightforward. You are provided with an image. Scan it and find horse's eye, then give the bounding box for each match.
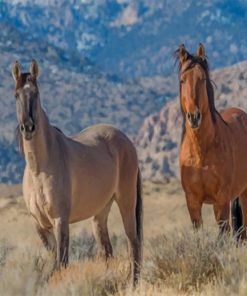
[15,93,19,99]
[180,79,185,84]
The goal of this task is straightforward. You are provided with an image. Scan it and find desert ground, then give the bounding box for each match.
[0,181,246,295]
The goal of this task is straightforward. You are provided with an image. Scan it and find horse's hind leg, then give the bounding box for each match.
[231,198,243,240]
[116,188,141,286]
[239,191,247,239]
[36,225,56,252]
[92,199,113,259]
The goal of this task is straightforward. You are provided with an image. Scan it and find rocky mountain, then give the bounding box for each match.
[2,0,247,78]
[136,61,247,182]
[1,0,247,183]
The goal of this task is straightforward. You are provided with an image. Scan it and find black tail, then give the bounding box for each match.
[231,197,243,239]
[136,168,143,251]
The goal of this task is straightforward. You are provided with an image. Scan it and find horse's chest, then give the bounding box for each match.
[24,176,55,229]
[201,164,219,189]
[30,185,46,208]
[183,163,219,183]
[181,160,223,203]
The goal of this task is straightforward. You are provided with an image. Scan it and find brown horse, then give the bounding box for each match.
[177,43,247,237]
[12,60,142,285]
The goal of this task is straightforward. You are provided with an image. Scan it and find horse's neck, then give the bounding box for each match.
[185,112,217,165]
[23,108,53,174]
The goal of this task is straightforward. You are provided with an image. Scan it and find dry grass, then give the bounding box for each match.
[0,181,247,295]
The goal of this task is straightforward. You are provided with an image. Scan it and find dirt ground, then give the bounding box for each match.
[0,180,216,247]
[1,181,247,296]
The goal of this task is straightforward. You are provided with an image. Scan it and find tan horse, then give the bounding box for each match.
[12,60,142,285]
[177,43,247,237]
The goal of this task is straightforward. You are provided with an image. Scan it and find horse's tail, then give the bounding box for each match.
[136,168,143,253]
[231,197,243,239]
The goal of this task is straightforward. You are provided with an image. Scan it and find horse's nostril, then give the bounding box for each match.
[30,124,35,132]
[187,112,192,120]
[197,112,201,120]
[20,124,25,132]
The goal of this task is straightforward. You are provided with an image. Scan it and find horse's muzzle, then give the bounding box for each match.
[20,121,36,140]
[187,111,202,129]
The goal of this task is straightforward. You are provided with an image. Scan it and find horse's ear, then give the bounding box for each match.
[178,44,188,63]
[12,61,21,82]
[30,59,39,79]
[196,43,206,60]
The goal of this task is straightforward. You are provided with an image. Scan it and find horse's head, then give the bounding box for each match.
[177,43,215,130]
[12,60,40,140]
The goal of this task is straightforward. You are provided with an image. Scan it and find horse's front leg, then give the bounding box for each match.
[186,194,203,230]
[213,202,230,237]
[54,217,69,268]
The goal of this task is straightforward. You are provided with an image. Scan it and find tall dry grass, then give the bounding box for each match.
[1,228,247,295]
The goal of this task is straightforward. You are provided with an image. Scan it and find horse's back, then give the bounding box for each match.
[220,107,247,141]
[74,124,130,145]
[221,107,247,125]
[73,124,138,164]
[221,107,247,195]
[221,107,247,150]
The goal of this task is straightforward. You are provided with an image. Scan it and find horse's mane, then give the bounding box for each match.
[53,126,63,134]
[174,48,226,142]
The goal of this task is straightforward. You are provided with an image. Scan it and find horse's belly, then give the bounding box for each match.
[69,189,115,223]
[69,166,117,223]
